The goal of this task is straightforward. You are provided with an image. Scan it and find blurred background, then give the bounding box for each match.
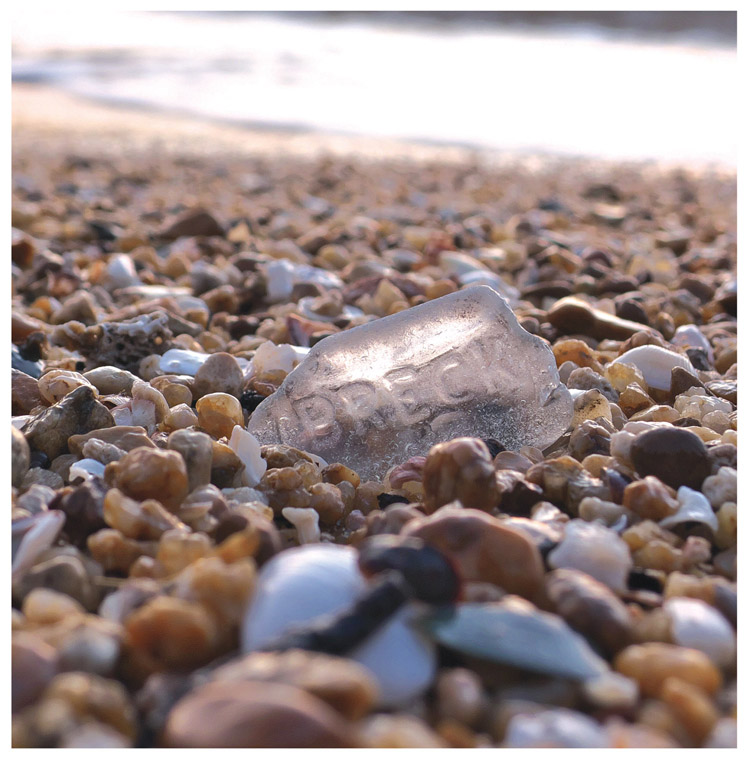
[11,10,737,166]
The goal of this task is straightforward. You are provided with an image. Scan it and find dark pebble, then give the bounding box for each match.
[12,346,42,378]
[630,426,710,490]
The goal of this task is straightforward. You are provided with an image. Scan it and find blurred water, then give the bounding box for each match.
[11,10,736,165]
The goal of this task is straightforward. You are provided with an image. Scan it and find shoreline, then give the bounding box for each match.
[12,83,736,177]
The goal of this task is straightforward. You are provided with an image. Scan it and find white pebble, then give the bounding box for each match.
[664,597,736,668]
[227,426,267,488]
[548,519,631,592]
[252,341,298,375]
[106,254,140,289]
[671,324,713,363]
[241,545,436,708]
[504,709,608,748]
[616,346,694,391]
[582,672,639,709]
[702,467,737,509]
[265,259,296,302]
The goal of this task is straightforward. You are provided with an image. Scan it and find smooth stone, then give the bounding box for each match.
[630,426,710,490]
[617,346,694,392]
[664,597,736,668]
[402,507,545,602]
[547,297,650,340]
[241,545,436,708]
[83,366,139,395]
[164,679,355,747]
[12,632,59,711]
[193,352,244,399]
[167,429,213,491]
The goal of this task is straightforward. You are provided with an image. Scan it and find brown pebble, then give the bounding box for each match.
[623,476,679,521]
[68,425,156,456]
[614,642,721,697]
[630,427,711,490]
[12,369,43,414]
[211,650,378,721]
[545,568,633,656]
[402,507,545,602]
[196,392,244,439]
[163,679,356,747]
[660,676,719,746]
[548,297,650,340]
[106,447,189,511]
[160,208,224,239]
[192,352,244,399]
[422,438,498,514]
[24,385,115,460]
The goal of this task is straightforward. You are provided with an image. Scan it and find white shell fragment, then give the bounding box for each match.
[241,545,436,708]
[68,458,106,481]
[159,348,250,376]
[547,519,632,593]
[664,597,736,668]
[616,346,694,392]
[660,486,718,533]
[228,426,267,488]
[671,324,714,363]
[281,507,321,544]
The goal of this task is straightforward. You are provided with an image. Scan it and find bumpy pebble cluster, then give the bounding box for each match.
[11,142,736,748]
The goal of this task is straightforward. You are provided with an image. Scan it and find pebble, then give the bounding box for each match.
[616,346,694,392]
[504,708,609,747]
[12,631,59,711]
[582,671,639,709]
[402,507,545,602]
[358,713,445,748]
[435,668,484,726]
[192,351,244,399]
[614,642,721,697]
[103,488,187,540]
[663,597,735,668]
[12,509,66,581]
[623,476,678,521]
[196,392,244,440]
[68,425,155,456]
[630,425,711,490]
[68,458,106,481]
[422,437,498,513]
[241,544,436,707]
[210,649,378,721]
[12,425,31,487]
[548,297,649,340]
[701,466,736,509]
[106,447,189,511]
[24,385,115,460]
[545,568,633,656]
[11,368,43,414]
[166,429,212,491]
[164,679,356,747]
[547,519,632,593]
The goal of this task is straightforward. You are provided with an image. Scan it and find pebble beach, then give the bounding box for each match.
[10,81,737,748]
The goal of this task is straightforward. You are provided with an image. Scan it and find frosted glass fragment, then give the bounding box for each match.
[249,286,572,479]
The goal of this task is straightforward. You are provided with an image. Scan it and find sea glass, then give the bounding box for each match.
[248,285,572,479]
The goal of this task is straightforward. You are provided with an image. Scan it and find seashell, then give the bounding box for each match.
[616,346,694,392]
[12,510,66,581]
[418,600,608,681]
[241,545,436,708]
[227,426,267,488]
[659,486,718,533]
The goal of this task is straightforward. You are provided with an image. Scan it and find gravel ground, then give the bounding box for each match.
[11,84,737,748]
